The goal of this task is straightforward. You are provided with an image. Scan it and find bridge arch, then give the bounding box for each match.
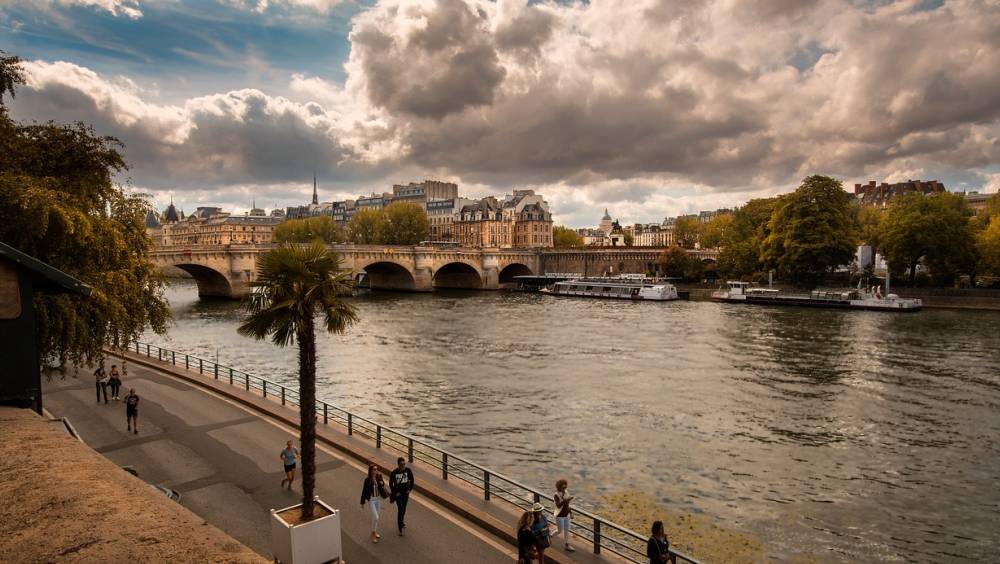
[172,263,235,299]
[360,261,417,291]
[433,261,483,289]
[498,262,534,283]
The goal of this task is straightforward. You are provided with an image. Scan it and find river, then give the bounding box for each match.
[144,280,1000,562]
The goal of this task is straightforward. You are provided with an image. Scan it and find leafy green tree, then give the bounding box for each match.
[275,216,343,244]
[553,225,584,247]
[347,208,385,244]
[761,175,857,285]
[238,242,358,520]
[880,192,975,285]
[673,216,701,249]
[0,52,168,368]
[977,219,1000,276]
[656,246,704,282]
[700,214,733,249]
[380,201,429,245]
[716,197,781,279]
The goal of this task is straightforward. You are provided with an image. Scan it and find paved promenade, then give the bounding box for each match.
[41,356,604,564]
[42,363,526,564]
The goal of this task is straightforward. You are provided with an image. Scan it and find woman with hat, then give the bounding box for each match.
[530,502,553,562]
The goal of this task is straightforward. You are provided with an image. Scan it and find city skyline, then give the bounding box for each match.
[2,0,998,228]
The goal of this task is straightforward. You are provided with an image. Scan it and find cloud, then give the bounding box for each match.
[222,0,347,14]
[36,0,143,18]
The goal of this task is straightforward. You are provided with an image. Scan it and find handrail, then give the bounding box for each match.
[129,340,699,564]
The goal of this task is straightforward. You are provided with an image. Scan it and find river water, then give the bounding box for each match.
[146,281,1000,562]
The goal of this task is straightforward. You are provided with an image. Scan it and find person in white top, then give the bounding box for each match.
[554,478,575,552]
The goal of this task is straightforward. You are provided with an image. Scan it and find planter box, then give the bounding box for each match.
[270,498,342,564]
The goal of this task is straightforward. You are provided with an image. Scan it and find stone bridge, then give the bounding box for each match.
[150,244,719,298]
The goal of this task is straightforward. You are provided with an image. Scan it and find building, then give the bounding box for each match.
[392,180,459,210]
[962,191,993,213]
[150,206,282,247]
[633,223,671,247]
[698,208,733,223]
[453,190,553,248]
[356,192,393,211]
[598,209,614,234]
[577,228,609,246]
[854,179,946,208]
[427,197,475,241]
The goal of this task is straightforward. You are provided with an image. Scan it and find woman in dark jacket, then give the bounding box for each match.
[516,511,538,563]
[360,465,388,543]
[647,520,676,564]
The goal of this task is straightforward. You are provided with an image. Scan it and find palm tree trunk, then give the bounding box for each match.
[298,313,317,520]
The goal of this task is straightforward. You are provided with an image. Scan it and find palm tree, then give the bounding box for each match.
[239,242,358,520]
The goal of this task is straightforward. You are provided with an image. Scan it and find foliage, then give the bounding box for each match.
[347,208,384,244]
[0,53,168,368]
[856,204,883,252]
[656,246,704,282]
[0,50,25,113]
[553,225,584,247]
[699,214,733,249]
[673,216,701,249]
[238,242,358,520]
[716,197,781,279]
[380,201,429,245]
[274,216,343,244]
[761,175,857,285]
[880,192,975,285]
[977,219,1000,276]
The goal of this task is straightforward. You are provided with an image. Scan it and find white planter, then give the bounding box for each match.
[270,498,342,564]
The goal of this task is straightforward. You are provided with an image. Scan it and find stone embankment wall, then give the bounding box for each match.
[0,407,265,563]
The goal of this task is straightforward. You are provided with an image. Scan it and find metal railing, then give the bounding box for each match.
[130,340,698,564]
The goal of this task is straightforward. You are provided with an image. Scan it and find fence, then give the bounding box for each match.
[130,340,698,564]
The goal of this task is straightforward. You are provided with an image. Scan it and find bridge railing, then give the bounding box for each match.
[129,341,698,564]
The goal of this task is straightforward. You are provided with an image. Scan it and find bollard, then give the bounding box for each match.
[484,471,491,500]
[442,452,448,480]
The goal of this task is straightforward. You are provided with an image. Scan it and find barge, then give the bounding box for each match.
[711,281,922,312]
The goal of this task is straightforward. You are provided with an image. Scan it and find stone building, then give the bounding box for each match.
[392,180,459,210]
[633,223,671,247]
[150,206,281,247]
[453,190,553,248]
[599,209,614,234]
[854,179,946,208]
[427,197,476,241]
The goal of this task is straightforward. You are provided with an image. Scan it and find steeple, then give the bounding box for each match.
[312,174,319,205]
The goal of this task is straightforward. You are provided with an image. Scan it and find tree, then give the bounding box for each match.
[623,230,634,247]
[347,208,385,244]
[553,225,584,247]
[761,175,857,285]
[673,216,701,249]
[880,192,975,285]
[716,197,781,279]
[380,201,428,245]
[238,242,359,520]
[700,214,733,249]
[275,216,343,244]
[656,246,704,282]
[977,219,1000,276]
[0,52,168,368]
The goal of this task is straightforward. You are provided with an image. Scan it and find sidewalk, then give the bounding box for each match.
[42,357,598,564]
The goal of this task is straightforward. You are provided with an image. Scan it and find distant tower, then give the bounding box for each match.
[164,196,179,223]
[312,174,319,205]
[599,208,613,234]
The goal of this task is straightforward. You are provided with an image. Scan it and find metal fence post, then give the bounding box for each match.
[408,438,414,463]
[281,387,286,405]
[185,355,189,370]
[245,373,250,391]
[146,344,150,356]
[158,348,162,361]
[348,413,353,435]
[229,368,233,385]
[172,351,176,365]
[214,364,218,380]
[533,492,541,503]
[323,403,328,425]
[442,453,448,480]
[263,381,267,398]
[484,470,491,500]
[199,359,203,374]
[376,425,381,448]
[135,342,140,354]
[593,519,601,554]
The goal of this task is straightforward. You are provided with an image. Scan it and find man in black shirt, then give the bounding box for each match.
[125,388,140,434]
[389,456,414,536]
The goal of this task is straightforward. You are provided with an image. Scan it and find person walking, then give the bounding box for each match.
[109,365,122,401]
[360,465,389,543]
[530,502,553,563]
[124,388,140,434]
[389,456,414,536]
[516,511,538,564]
[553,478,576,552]
[94,364,108,404]
[646,520,676,564]
[279,440,299,490]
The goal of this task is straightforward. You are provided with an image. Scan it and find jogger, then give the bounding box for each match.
[280,441,298,490]
[389,456,414,536]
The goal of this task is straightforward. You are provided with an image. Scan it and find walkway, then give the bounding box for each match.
[41,363,530,564]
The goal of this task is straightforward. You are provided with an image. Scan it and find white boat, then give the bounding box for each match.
[711,281,922,312]
[539,275,681,301]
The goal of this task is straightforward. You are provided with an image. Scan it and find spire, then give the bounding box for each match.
[312,174,319,205]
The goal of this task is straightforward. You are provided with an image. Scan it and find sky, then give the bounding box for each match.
[1,0,998,228]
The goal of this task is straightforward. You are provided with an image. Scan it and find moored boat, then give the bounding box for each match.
[711,281,922,312]
[540,275,681,301]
